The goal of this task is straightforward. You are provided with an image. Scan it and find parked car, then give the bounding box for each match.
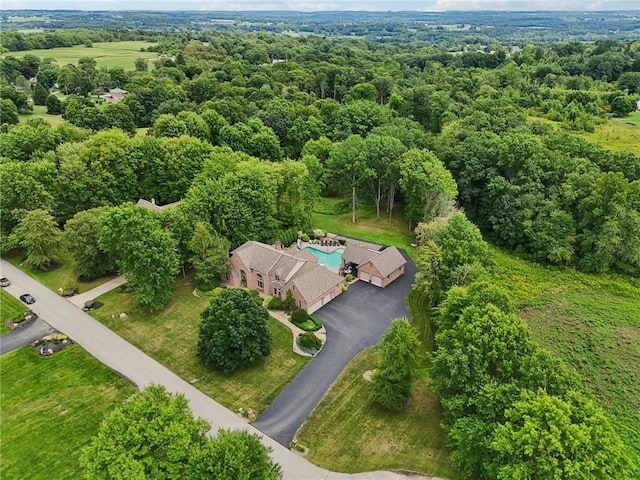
[19,293,35,304]
[0,277,10,287]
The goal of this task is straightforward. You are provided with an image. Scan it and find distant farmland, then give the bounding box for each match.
[3,41,159,70]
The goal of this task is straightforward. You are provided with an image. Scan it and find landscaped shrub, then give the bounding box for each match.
[246,289,263,305]
[309,315,322,330]
[279,228,298,247]
[344,273,355,282]
[291,308,308,324]
[299,332,322,350]
[266,296,286,310]
[341,283,348,292]
[301,233,310,242]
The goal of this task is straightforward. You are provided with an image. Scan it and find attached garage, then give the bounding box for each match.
[359,271,370,282]
[371,276,382,287]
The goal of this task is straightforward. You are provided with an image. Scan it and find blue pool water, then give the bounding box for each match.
[305,247,344,268]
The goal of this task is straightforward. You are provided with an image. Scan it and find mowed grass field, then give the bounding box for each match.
[4,41,159,70]
[90,274,310,416]
[4,249,116,294]
[584,111,640,157]
[0,289,28,334]
[490,248,640,469]
[296,346,459,479]
[19,105,66,126]
[0,345,135,480]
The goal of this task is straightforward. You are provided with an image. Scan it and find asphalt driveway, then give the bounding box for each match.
[253,249,417,446]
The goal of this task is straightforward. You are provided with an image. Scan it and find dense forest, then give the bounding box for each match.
[1,19,639,478]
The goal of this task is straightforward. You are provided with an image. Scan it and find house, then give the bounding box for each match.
[226,241,344,314]
[99,88,128,104]
[136,198,179,212]
[342,245,406,288]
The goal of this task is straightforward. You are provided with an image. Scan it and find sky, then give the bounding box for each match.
[2,0,639,11]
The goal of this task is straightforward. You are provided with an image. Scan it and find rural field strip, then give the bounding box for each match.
[0,260,440,480]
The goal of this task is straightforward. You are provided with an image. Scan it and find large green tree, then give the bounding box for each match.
[64,207,116,278]
[99,204,179,311]
[9,209,62,270]
[198,288,271,374]
[80,384,282,480]
[188,222,230,291]
[370,318,421,410]
[491,389,629,480]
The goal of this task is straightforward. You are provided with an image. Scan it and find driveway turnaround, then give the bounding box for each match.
[0,259,440,480]
[254,250,417,446]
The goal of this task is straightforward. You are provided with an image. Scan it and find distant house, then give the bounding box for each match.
[227,241,344,313]
[136,198,179,212]
[99,88,128,104]
[342,245,406,288]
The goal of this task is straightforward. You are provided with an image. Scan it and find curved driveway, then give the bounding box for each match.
[254,250,416,446]
[0,259,438,480]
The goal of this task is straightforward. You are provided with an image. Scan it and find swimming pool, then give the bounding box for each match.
[305,246,344,268]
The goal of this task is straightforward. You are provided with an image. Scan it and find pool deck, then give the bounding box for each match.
[297,240,343,273]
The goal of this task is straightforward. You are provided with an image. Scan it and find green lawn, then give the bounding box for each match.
[4,249,116,294]
[312,198,417,261]
[0,289,29,334]
[489,248,640,469]
[19,105,65,126]
[583,112,640,157]
[0,345,135,480]
[296,346,459,479]
[90,274,310,415]
[3,41,159,70]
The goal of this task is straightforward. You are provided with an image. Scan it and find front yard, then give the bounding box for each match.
[90,274,310,415]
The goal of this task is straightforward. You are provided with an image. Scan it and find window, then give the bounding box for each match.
[257,274,264,291]
[240,270,247,286]
[224,272,230,281]
[273,286,281,297]
[275,273,280,281]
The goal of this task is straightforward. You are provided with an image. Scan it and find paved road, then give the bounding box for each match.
[0,317,56,355]
[0,259,437,480]
[254,250,417,446]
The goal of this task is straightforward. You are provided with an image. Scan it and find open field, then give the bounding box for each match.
[583,111,640,157]
[296,346,459,479]
[0,345,135,480]
[90,274,310,415]
[4,250,116,294]
[3,41,159,70]
[489,248,640,469]
[19,105,65,126]
[0,289,28,334]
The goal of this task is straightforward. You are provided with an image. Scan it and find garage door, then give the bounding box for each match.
[308,300,323,313]
[323,292,333,304]
[359,271,370,282]
[371,276,382,287]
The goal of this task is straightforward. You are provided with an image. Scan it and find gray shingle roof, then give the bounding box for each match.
[291,264,342,303]
[368,246,407,277]
[342,244,380,265]
[231,241,342,303]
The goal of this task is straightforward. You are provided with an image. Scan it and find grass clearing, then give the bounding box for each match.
[4,249,116,294]
[0,289,29,334]
[489,248,640,469]
[19,105,65,126]
[0,345,135,480]
[296,346,459,479]
[90,274,310,415]
[3,41,159,70]
[583,112,640,157]
[312,198,417,261]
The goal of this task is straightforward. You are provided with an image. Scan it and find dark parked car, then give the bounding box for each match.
[19,294,35,304]
[0,277,10,287]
